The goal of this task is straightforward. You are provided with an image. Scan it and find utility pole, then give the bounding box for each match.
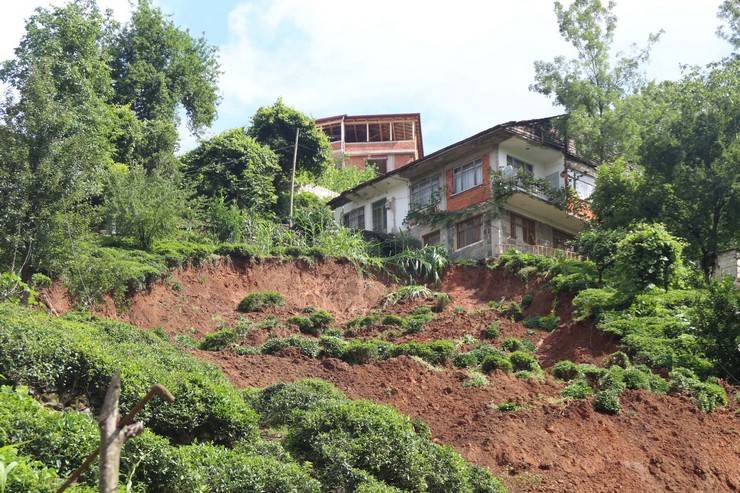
[288,128,300,227]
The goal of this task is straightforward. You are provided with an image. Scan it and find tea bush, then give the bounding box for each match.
[238,291,285,312]
[260,336,322,358]
[483,322,500,340]
[593,389,622,414]
[560,381,593,399]
[509,351,540,372]
[392,341,456,366]
[0,305,257,445]
[198,328,238,351]
[551,360,580,381]
[481,354,513,374]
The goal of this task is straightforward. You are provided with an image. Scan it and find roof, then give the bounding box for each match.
[328,114,595,208]
[315,112,425,158]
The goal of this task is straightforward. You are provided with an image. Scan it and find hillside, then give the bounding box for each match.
[40,257,740,492]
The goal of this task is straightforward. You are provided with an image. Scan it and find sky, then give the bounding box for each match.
[0,0,733,154]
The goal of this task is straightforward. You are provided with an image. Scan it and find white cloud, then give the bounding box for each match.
[218,0,731,152]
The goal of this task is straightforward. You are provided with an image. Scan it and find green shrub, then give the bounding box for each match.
[151,240,216,266]
[453,352,479,368]
[318,336,349,359]
[622,367,651,390]
[481,354,513,374]
[560,381,593,399]
[463,371,489,388]
[392,341,456,366]
[30,273,52,289]
[613,223,683,292]
[173,333,197,348]
[521,292,534,308]
[341,340,389,364]
[496,401,520,412]
[483,322,500,340]
[382,285,433,307]
[572,287,622,320]
[551,360,580,381]
[286,398,497,492]
[238,291,285,312]
[260,336,322,358]
[0,305,257,446]
[496,301,523,321]
[668,368,728,412]
[523,313,560,332]
[593,389,622,414]
[252,379,347,426]
[0,273,37,305]
[384,245,449,284]
[579,364,608,387]
[607,351,631,368]
[509,351,540,372]
[0,446,62,493]
[346,314,381,330]
[289,309,335,336]
[500,337,535,353]
[198,328,237,351]
[382,314,405,326]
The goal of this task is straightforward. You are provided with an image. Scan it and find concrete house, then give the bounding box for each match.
[328,116,596,260]
[316,113,424,174]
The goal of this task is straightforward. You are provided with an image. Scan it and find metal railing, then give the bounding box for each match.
[493,242,582,260]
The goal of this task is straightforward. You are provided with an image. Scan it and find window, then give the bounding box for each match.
[456,215,482,249]
[393,121,414,141]
[510,213,536,245]
[506,155,534,175]
[553,229,574,250]
[343,206,365,230]
[366,157,388,174]
[567,169,595,199]
[345,124,367,143]
[321,124,341,142]
[452,159,483,194]
[410,175,441,209]
[422,230,441,246]
[368,123,391,142]
[371,199,387,233]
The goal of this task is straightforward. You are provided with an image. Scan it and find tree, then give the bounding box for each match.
[103,165,187,250]
[110,0,220,171]
[573,227,625,282]
[0,0,116,272]
[531,0,661,163]
[717,0,740,52]
[614,223,684,292]
[694,278,740,382]
[183,128,280,213]
[247,99,331,189]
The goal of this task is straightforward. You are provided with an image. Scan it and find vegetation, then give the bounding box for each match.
[238,291,286,312]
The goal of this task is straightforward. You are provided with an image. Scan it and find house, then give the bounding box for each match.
[328,115,596,260]
[316,113,424,174]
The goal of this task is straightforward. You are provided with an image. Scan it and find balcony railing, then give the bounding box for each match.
[492,242,582,260]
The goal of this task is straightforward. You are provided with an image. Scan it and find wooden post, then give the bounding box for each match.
[98,374,144,493]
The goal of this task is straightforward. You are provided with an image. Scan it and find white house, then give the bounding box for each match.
[328,116,597,260]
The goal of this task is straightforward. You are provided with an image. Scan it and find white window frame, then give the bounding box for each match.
[452,159,483,194]
[343,206,365,230]
[410,174,441,210]
[506,155,534,175]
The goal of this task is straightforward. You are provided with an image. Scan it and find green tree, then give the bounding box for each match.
[183,128,280,213]
[694,278,740,382]
[0,1,115,273]
[614,223,683,292]
[717,0,740,52]
[110,0,220,171]
[531,0,661,163]
[103,164,187,250]
[573,227,625,282]
[247,99,331,188]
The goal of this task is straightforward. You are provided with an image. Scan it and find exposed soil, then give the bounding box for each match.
[45,259,740,492]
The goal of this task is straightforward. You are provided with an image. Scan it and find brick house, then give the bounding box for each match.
[328,116,596,260]
[316,113,424,174]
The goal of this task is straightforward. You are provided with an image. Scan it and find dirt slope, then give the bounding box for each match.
[45,259,740,492]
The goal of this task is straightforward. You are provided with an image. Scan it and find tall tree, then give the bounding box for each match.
[110,0,220,171]
[592,59,740,278]
[531,0,661,163]
[183,128,280,213]
[0,0,115,272]
[717,0,740,52]
[247,99,331,190]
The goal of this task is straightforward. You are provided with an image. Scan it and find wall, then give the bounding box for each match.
[444,148,496,212]
[333,179,410,234]
[715,250,739,284]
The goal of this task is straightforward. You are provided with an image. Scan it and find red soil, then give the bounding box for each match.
[45,259,740,492]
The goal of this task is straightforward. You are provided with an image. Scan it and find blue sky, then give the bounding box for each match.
[1,1,734,154]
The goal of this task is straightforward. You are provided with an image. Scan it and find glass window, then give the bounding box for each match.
[410,175,441,209]
[366,157,388,174]
[452,159,483,194]
[510,213,536,245]
[422,230,441,246]
[345,124,367,143]
[456,215,482,249]
[343,206,365,230]
[321,124,341,142]
[392,121,414,141]
[368,123,391,142]
[506,155,534,175]
[371,199,387,233]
